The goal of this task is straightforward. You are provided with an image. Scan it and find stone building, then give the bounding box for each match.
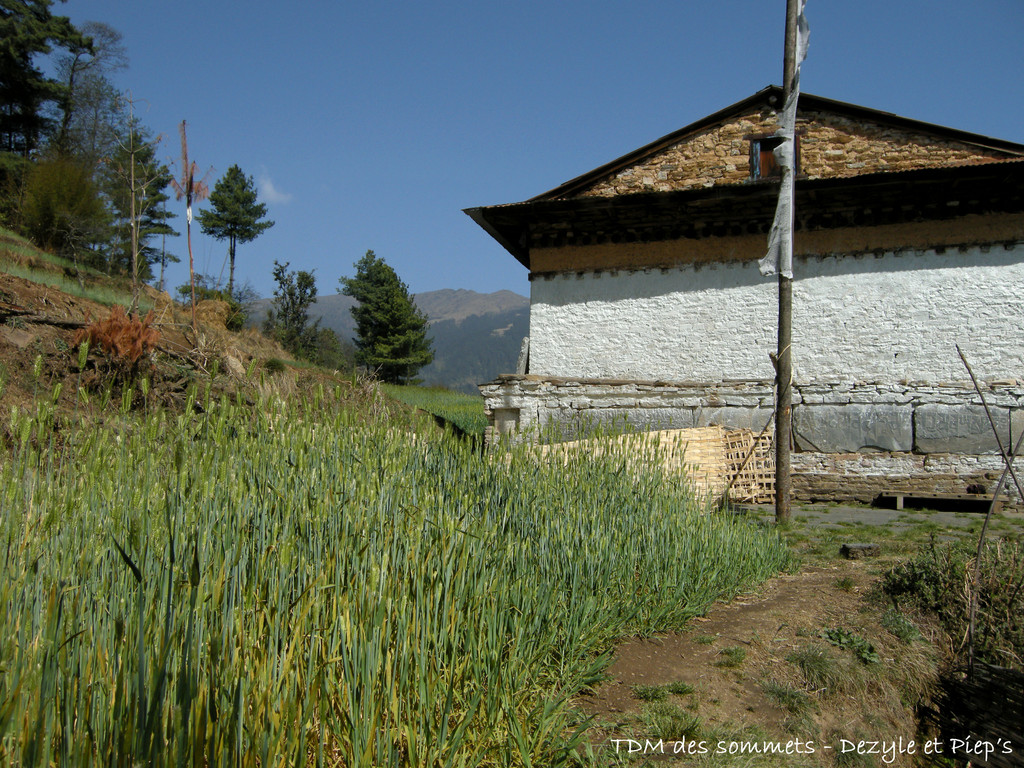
[466,86,1024,503]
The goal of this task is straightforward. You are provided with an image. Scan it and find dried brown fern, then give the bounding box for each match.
[74,306,160,381]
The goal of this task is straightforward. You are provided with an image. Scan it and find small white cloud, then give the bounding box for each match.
[258,171,293,205]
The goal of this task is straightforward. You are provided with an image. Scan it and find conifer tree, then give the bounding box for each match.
[0,0,89,156]
[340,250,433,385]
[197,164,273,297]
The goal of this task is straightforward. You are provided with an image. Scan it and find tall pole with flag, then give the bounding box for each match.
[759,0,809,524]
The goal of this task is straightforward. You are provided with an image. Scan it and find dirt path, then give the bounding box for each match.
[576,554,937,766]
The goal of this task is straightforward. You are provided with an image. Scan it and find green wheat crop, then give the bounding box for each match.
[0,385,789,766]
[383,383,489,436]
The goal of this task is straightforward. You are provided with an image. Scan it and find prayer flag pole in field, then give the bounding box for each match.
[759,0,809,524]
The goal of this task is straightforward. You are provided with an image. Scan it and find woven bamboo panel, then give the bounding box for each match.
[723,429,776,504]
[538,425,775,504]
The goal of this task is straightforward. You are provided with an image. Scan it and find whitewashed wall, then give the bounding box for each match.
[528,244,1024,382]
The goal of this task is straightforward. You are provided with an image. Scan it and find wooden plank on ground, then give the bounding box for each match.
[878,490,1002,514]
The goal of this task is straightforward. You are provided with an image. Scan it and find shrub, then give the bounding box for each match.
[263,357,286,374]
[73,306,159,381]
[20,157,106,257]
[882,539,1024,669]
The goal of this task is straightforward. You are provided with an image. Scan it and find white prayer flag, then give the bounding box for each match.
[759,0,809,278]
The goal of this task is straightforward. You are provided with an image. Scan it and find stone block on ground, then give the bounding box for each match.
[841,543,880,559]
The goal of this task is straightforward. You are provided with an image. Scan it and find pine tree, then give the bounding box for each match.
[340,250,433,385]
[0,0,89,155]
[197,164,273,297]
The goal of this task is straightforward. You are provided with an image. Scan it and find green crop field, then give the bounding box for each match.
[0,384,789,766]
[383,383,490,437]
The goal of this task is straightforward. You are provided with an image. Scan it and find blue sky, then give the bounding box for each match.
[65,0,1024,300]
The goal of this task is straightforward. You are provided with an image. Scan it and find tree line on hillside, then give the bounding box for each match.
[1,1,434,384]
[0,2,272,304]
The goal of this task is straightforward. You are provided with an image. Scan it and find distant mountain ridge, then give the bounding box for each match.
[413,288,527,322]
[249,288,529,394]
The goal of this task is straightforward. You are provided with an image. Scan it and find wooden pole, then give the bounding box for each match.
[775,0,800,524]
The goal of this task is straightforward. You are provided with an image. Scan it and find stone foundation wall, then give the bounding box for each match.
[480,375,1024,503]
[790,452,1009,504]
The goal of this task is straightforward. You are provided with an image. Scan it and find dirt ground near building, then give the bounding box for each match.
[574,503,1024,767]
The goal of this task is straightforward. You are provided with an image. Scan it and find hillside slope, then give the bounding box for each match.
[0,227,304,416]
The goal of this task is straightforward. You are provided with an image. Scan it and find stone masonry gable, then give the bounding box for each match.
[571,108,1014,199]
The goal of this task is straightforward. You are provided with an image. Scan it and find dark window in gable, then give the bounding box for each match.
[749,134,800,180]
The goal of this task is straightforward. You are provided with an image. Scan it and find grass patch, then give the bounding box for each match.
[880,608,921,643]
[830,729,879,768]
[630,684,667,702]
[834,575,856,592]
[666,680,695,696]
[715,646,747,668]
[640,701,703,741]
[0,260,150,310]
[631,681,694,703]
[786,646,839,693]
[760,679,815,716]
[0,226,108,281]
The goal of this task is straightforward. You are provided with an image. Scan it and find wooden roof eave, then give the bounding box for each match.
[468,160,1024,271]
[464,205,531,268]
